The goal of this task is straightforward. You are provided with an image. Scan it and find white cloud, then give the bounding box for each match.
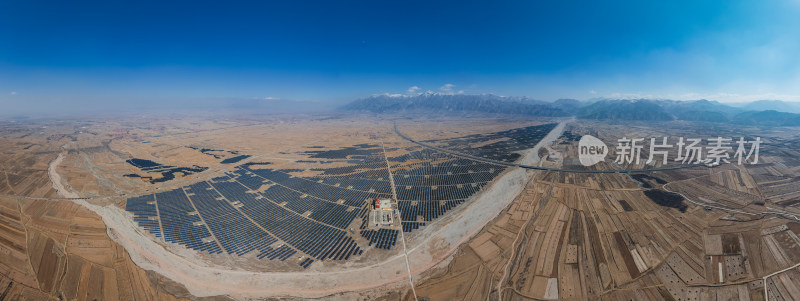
[263,96,280,100]
[589,90,596,94]
[606,92,660,100]
[10,91,17,95]
[406,86,421,94]
[439,83,455,93]
[373,92,404,97]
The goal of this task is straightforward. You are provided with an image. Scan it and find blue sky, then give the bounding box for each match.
[2,0,800,113]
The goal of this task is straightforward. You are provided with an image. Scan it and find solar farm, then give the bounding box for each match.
[124,123,558,270]
[6,115,800,300]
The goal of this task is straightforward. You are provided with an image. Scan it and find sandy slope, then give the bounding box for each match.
[48,152,81,198]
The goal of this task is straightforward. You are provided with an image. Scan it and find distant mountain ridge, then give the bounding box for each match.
[733,110,800,126]
[576,99,800,125]
[577,99,674,121]
[341,93,800,126]
[341,93,569,117]
[734,100,800,114]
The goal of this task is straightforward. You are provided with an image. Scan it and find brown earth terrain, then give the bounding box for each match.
[0,195,231,300]
[1,115,800,300]
[397,121,800,301]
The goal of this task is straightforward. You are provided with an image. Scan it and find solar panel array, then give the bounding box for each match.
[125,123,556,268]
[424,123,558,163]
[125,195,161,237]
[155,189,222,253]
[124,158,208,184]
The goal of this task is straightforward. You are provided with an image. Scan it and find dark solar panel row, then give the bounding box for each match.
[184,182,281,257]
[402,222,426,232]
[426,124,557,163]
[432,158,485,167]
[396,184,483,201]
[305,145,384,159]
[210,180,362,262]
[323,235,362,261]
[242,167,389,207]
[220,154,251,164]
[311,161,388,177]
[359,204,370,217]
[360,229,398,250]
[211,176,232,182]
[326,167,389,179]
[394,164,500,176]
[230,170,270,190]
[357,205,371,230]
[387,148,449,163]
[366,180,394,194]
[429,124,555,146]
[155,189,222,254]
[260,184,359,229]
[393,171,497,186]
[256,244,296,261]
[391,151,502,175]
[398,199,465,222]
[309,177,392,195]
[299,258,314,269]
[126,158,162,169]
[125,194,162,237]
